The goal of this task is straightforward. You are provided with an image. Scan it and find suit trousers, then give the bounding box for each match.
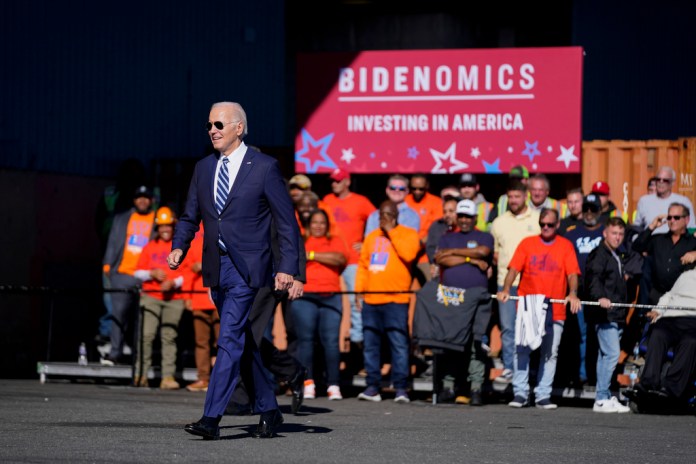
[230,287,299,406]
[203,255,278,417]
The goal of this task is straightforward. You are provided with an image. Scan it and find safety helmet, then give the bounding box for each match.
[155,206,176,225]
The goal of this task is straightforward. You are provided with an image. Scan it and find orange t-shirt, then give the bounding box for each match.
[116,211,155,276]
[356,225,420,305]
[322,192,376,265]
[508,235,581,321]
[405,192,442,263]
[184,224,215,310]
[136,238,186,301]
[304,235,349,293]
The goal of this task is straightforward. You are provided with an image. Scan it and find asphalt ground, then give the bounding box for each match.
[1,379,695,464]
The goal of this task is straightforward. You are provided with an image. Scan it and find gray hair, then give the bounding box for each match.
[657,166,676,181]
[211,101,248,138]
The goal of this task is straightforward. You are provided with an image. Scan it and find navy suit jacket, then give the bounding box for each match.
[173,146,299,288]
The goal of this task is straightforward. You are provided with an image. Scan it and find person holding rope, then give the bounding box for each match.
[497,207,581,409]
[584,217,633,413]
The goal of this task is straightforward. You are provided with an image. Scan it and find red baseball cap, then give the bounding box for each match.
[591,181,610,195]
[329,168,349,182]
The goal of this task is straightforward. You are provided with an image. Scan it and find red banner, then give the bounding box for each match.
[295,47,583,175]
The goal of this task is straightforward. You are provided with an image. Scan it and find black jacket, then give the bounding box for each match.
[584,242,629,324]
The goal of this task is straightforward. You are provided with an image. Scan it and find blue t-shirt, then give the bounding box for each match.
[563,224,604,276]
[437,229,493,289]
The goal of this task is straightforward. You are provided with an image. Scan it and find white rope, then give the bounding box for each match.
[490,294,696,312]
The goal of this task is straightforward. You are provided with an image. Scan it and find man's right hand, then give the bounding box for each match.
[167,249,183,270]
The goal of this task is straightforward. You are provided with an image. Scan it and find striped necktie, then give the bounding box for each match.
[216,157,230,251]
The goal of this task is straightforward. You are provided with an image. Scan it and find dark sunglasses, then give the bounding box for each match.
[206,120,238,131]
[388,185,407,192]
[539,222,556,229]
[667,215,683,221]
[656,177,672,183]
[582,206,599,213]
[410,187,426,191]
[457,213,475,219]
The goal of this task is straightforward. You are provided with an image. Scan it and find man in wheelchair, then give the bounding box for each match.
[627,267,696,413]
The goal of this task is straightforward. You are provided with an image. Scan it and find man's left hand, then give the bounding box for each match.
[287,280,304,300]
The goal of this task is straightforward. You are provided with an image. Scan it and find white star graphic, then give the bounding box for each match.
[556,145,579,169]
[429,142,469,174]
[470,147,481,159]
[341,148,356,164]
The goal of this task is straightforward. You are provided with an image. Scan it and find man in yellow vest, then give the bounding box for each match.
[459,173,494,232]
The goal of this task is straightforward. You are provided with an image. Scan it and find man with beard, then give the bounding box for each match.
[489,181,541,384]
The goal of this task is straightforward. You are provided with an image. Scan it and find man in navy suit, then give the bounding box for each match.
[168,101,299,440]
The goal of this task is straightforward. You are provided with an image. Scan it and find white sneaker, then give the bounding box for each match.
[303,381,316,400]
[594,397,630,413]
[327,385,343,400]
[494,368,513,384]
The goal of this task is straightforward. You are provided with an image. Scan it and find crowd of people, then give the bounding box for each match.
[94,102,696,424]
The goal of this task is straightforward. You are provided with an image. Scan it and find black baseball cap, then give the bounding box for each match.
[133,185,153,199]
[459,173,478,186]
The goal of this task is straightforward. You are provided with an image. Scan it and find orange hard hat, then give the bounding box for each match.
[155,206,176,225]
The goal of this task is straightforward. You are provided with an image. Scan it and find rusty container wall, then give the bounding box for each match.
[581,139,695,221]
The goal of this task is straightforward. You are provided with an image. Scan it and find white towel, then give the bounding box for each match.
[514,294,548,350]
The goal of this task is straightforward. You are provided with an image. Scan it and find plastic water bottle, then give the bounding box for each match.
[632,342,640,363]
[78,342,88,366]
[628,365,638,387]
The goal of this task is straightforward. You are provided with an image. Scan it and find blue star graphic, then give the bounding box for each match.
[369,152,376,159]
[407,146,419,159]
[294,129,337,173]
[521,141,541,163]
[482,158,502,173]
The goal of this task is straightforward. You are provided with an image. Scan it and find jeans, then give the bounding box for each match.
[577,305,587,382]
[362,302,410,390]
[497,285,518,371]
[513,310,564,401]
[341,264,362,343]
[595,322,622,401]
[290,294,343,385]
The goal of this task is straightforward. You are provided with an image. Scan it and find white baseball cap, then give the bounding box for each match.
[456,199,476,216]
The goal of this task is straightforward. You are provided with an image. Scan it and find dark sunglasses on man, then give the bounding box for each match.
[206,120,238,131]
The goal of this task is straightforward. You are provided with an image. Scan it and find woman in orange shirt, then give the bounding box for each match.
[290,209,348,400]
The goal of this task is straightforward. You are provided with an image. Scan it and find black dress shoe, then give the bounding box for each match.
[184,420,220,440]
[252,409,283,438]
[289,366,307,414]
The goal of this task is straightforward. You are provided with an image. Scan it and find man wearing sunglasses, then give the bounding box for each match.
[168,101,299,440]
[632,202,696,305]
[634,166,695,234]
[498,208,581,409]
[364,174,420,236]
[561,194,607,389]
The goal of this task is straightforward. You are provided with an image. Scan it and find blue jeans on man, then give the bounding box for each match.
[594,322,622,401]
[341,264,362,343]
[512,310,564,402]
[497,284,518,372]
[361,302,410,390]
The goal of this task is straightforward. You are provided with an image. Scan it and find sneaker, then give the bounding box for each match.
[358,386,382,402]
[593,397,631,413]
[495,368,513,384]
[133,376,148,388]
[327,385,343,401]
[455,395,470,405]
[508,395,528,408]
[535,398,558,410]
[160,376,180,390]
[303,380,316,399]
[96,342,111,359]
[99,354,118,366]
[394,389,410,403]
[186,380,209,392]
